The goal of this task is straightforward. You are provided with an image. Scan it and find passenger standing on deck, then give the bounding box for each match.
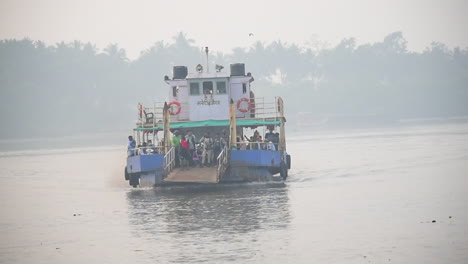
[171,130,182,167]
[146,139,156,154]
[258,136,265,149]
[185,131,196,160]
[265,128,275,142]
[266,139,276,151]
[199,133,214,167]
[127,136,136,156]
[180,136,192,168]
[274,132,280,150]
[244,135,259,150]
[254,130,260,141]
[222,129,229,145]
[213,133,226,163]
[140,142,148,155]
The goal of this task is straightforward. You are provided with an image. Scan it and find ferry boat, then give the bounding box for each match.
[124,60,291,187]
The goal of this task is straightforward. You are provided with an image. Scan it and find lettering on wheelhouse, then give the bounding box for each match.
[197,100,221,105]
[197,96,221,105]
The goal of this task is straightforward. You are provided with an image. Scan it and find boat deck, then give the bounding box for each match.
[164,167,218,183]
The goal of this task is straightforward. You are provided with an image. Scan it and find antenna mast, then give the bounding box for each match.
[205,47,209,72]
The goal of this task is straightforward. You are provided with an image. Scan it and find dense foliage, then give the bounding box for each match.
[1,32,467,138]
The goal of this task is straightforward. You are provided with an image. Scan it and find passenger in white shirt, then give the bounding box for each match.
[266,139,276,151]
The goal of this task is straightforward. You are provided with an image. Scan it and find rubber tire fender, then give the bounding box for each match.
[124,166,129,181]
[129,173,140,188]
[280,162,288,180]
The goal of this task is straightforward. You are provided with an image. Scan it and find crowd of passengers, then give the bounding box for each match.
[168,130,227,168]
[126,136,158,156]
[127,128,280,168]
[239,128,279,151]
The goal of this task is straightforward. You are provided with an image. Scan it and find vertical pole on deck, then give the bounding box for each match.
[153,102,156,127]
[229,99,237,149]
[163,102,171,154]
[153,102,156,144]
[278,97,286,152]
[139,103,144,128]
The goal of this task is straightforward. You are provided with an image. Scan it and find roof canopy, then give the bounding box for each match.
[135,119,280,131]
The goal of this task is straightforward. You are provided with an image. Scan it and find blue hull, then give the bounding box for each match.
[125,150,289,187]
[221,150,282,182]
[126,154,164,174]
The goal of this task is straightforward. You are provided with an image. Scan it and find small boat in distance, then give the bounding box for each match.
[124,60,291,187]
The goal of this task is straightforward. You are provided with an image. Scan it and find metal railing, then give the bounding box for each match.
[137,102,165,126]
[235,141,278,151]
[128,146,165,156]
[163,147,175,178]
[243,97,280,120]
[136,97,283,126]
[137,101,193,126]
[217,145,229,182]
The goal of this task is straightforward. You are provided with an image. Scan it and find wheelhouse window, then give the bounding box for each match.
[242,83,247,94]
[203,81,213,95]
[216,81,226,94]
[172,86,177,97]
[190,82,200,95]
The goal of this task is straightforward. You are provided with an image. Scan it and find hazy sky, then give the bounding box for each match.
[1,0,467,59]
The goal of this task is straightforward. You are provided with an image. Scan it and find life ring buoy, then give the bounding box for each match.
[168,101,181,115]
[237,98,251,113]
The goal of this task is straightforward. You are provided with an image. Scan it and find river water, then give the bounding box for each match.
[0,124,467,263]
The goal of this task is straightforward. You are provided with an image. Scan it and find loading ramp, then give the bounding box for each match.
[163,167,219,184]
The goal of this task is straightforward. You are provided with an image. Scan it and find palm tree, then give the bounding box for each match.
[104,43,128,61]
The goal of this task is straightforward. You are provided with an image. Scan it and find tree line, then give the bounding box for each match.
[0,32,467,138]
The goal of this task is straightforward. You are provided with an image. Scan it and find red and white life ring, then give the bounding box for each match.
[168,101,181,115]
[237,97,251,113]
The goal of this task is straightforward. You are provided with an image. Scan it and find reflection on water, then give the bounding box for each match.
[2,123,467,263]
[126,183,291,263]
